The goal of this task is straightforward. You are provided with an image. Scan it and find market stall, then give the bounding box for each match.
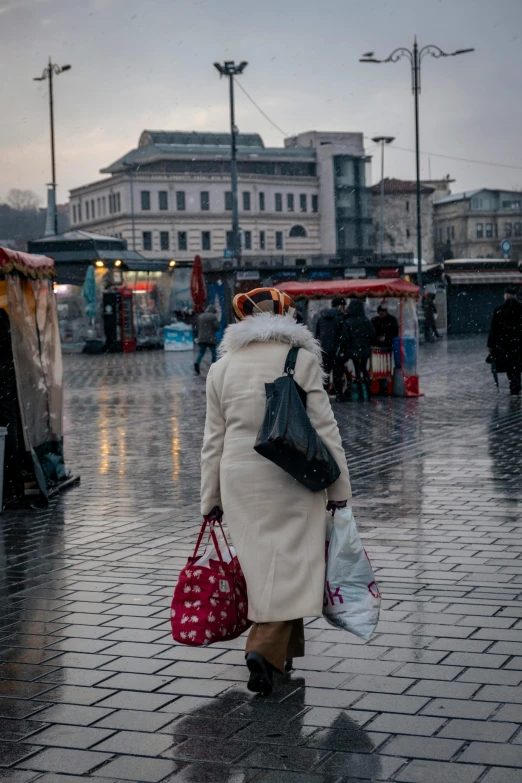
[0,247,77,508]
[278,278,421,397]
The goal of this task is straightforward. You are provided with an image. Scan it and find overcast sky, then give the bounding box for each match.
[1,0,521,206]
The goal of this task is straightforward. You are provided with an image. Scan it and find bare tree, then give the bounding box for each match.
[6,189,41,211]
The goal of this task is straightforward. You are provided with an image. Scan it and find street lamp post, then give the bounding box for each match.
[361,40,473,291]
[372,136,395,256]
[34,57,71,235]
[214,60,248,263]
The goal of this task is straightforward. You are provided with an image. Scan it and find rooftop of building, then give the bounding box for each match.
[370,178,435,195]
[434,188,522,206]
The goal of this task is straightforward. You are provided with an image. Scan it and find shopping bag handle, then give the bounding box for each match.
[192,517,234,562]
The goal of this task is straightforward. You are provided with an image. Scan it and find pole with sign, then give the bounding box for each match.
[501,239,512,259]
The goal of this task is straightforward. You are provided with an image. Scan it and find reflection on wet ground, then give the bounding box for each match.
[1,336,522,782]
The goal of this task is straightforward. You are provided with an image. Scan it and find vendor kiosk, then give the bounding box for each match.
[278,278,421,398]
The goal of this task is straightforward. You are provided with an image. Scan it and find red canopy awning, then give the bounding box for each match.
[278,278,419,299]
[0,247,55,279]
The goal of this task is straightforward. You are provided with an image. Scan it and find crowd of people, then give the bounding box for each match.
[315,297,399,401]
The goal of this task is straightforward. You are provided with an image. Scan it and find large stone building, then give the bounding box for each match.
[370,177,453,263]
[69,130,373,266]
[433,188,522,261]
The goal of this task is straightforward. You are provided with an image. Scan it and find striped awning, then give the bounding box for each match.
[446,272,522,285]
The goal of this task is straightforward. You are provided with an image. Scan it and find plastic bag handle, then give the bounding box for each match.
[192,517,234,562]
[211,518,234,561]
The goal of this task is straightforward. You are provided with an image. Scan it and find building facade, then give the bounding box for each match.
[69,130,373,265]
[433,189,522,261]
[370,177,453,264]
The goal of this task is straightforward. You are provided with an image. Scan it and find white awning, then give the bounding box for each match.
[446,272,522,285]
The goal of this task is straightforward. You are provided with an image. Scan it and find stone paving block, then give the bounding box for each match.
[92,729,175,756]
[457,667,522,685]
[364,713,446,736]
[300,707,375,729]
[338,674,415,694]
[35,685,116,706]
[17,748,114,774]
[475,685,522,703]
[391,662,464,681]
[406,680,481,699]
[394,759,485,783]
[383,735,464,760]
[0,743,41,768]
[350,694,430,714]
[158,679,231,698]
[0,699,48,720]
[163,763,257,782]
[24,724,115,749]
[90,755,180,782]
[316,751,405,779]
[442,652,510,669]
[169,737,255,765]
[94,709,175,732]
[331,659,401,676]
[480,769,522,782]
[421,698,497,719]
[168,715,248,740]
[438,718,518,742]
[96,673,175,692]
[458,741,522,766]
[95,691,176,711]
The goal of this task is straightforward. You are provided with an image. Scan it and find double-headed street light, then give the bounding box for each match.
[372,136,395,257]
[361,39,473,291]
[214,60,248,263]
[34,57,72,235]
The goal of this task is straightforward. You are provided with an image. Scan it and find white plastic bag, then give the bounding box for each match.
[193,528,236,568]
[323,506,381,640]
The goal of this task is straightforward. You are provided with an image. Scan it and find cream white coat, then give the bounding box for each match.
[200,313,352,622]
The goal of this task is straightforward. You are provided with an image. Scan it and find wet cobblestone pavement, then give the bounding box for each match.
[1,335,522,783]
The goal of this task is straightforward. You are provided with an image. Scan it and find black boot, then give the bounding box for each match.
[246,652,273,696]
[194,362,200,375]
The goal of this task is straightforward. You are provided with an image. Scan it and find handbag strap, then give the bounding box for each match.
[284,346,300,376]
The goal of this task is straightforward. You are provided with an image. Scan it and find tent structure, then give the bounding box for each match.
[277,278,420,299]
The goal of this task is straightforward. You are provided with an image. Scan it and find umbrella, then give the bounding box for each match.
[81,265,97,319]
[190,255,207,313]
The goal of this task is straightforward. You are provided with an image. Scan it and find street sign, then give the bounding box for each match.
[223,249,234,259]
[501,239,512,258]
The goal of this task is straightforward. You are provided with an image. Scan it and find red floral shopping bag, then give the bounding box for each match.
[170,518,251,646]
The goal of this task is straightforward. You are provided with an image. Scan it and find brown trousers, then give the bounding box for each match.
[245,619,305,673]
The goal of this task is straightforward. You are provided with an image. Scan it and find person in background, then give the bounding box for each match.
[423,292,440,342]
[372,304,399,349]
[200,287,351,695]
[340,299,376,400]
[488,285,522,396]
[194,304,219,375]
[315,297,346,394]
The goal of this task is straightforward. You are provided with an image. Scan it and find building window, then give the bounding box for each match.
[289,225,307,238]
[476,223,483,238]
[276,231,283,250]
[243,192,251,211]
[102,197,106,216]
[91,199,95,218]
[406,228,410,239]
[259,192,265,212]
[259,230,266,250]
[515,222,522,237]
[78,203,82,222]
[160,231,170,251]
[505,222,512,237]
[97,197,101,216]
[486,223,493,238]
[312,195,318,213]
[300,194,307,213]
[142,231,152,251]
[226,231,234,249]
[406,200,410,212]
[141,190,151,210]
[116,193,121,212]
[287,194,295,212]
[225,191,233,211]
[244,230,252,250]
[178,231,187,251]
[159,191,168,210]
[202,231,211,251]
[72,205,77,223]
[176,191,186,211]
[201,191,210,211]
[275,193,282,212]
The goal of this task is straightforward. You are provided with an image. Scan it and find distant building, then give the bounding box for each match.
[370,177,453,263]
[69,130,373,266]
[433,188,522,261]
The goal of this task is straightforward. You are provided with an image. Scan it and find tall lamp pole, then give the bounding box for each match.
[34,57,71,235]
[214,60,248,263]
[372,136,395,256]
[122,163,136,251]
[361,40,473,291]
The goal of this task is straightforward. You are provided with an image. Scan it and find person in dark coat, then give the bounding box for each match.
[423,292,440,342]
[340,300,376,398]
[372,304,399,348]
[487,285,522,396]
[315,297,346,394]
[194,305,219,374]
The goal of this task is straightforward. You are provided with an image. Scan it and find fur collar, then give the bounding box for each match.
[219,313,322,361]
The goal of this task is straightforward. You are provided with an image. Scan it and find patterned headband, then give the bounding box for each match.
[233,287,296,320]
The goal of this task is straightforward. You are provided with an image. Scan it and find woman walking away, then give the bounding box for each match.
[194,305,219,374]
[341,299,376,400]
[200,287,351,695]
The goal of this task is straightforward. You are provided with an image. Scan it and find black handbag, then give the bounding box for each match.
[254,347,341,492]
